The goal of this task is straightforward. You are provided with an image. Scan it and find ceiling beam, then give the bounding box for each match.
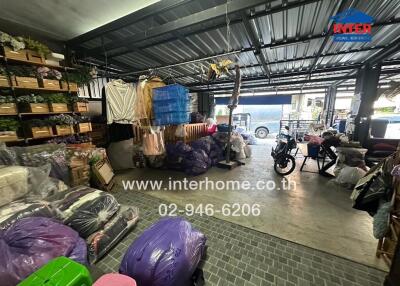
[241,11,270,79]
[191,75,356,92]
[209,84,357,93]
[188,65,362,87]
[85,0,273,57]
[103,6,400,61]
[366,37,400,67]
[174,45,385,80]
[105,0,324,60]
[67,0,193,46]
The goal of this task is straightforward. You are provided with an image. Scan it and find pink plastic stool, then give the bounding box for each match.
[94,273,137,286]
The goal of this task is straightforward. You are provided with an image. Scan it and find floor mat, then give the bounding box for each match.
[96,190,387,286]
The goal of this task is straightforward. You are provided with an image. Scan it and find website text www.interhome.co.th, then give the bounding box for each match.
[122,177,296,192]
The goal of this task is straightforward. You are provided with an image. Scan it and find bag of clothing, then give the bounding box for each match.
[183,149,211,176]
[120,217,206,286]
[87,206,139,263]
[351,158,394,215]
[0,166,29,207]
[165,142,192,171]
[191,139,211,154]
[13,144,70,184]
[0,217,87,286]
[107,139,135,170]
[142,127,165,156]
[334,166,366,188]
[50,186,120,238]
[0,201,54,230]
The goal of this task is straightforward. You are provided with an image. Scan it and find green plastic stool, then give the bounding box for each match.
[18,256,92,286]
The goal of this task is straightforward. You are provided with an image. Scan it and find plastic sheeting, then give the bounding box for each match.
[0,166,29,207]
[0,217,87,286]
[87,206,139,263]
[49,186,120,238]
[120,217,206,286]
[0,201,54,230]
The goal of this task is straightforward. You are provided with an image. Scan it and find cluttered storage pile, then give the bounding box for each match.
[0,142,207,285]
[103,79,253,176]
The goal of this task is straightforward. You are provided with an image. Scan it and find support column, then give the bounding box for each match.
[353,64,381,144]
[323,86,337,127]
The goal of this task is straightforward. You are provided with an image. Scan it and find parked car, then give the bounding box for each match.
[371,114,400,139]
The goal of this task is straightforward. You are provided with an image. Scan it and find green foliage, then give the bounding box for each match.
[73,115,91,123]
[48,114,76,125]
[25,119,52,128]
[7,65,37,77]
[69,96,89,103]
[16,94,45,104]
[45,93,68,104]
[67,66,92,85]
[375,107,395,113]
[23,37,51,57]
[0,96,15,104]
[0,118,19,132]
[0,66,8,76]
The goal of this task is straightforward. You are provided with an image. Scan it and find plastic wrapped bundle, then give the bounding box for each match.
[0,143,17,165]
[0,201,54,230]
[191,139,211,154]
[50,186,120,238]
[119,217,206,286]
[183,149,211,176]
[0,166,29,207]
[165,141,193,171]
[87,206,139,263]
[12,144,70,184]
[0,217,87,286]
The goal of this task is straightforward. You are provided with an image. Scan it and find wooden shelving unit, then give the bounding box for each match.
[0,46,90,145]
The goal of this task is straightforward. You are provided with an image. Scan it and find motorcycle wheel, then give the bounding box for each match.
[274,154,296,176]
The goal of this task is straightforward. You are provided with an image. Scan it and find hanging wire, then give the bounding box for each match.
[225,0,231,53]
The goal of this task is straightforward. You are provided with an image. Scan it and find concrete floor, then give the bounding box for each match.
[114,141,387,271]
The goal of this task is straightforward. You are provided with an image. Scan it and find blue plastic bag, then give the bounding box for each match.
[120,217,206,286]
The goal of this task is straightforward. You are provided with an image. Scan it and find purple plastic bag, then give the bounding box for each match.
[191,139,211,154]
[120,217,206,286]
[0,217,88,286]
[184,149,211,175]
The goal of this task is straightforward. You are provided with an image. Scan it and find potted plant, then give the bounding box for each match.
[0,31,26,61]
[70,96,89,112]
[7,65,39,88]
[48,114,76,135]
[0,118,20,141]
[16,94,49,113]
[0,95,17,114]
[45,93,69,112]
[74,115,92,133]
[22,37,51,63]
[37,67,63,90]
[64,66,92,92]
[24,119,53,138]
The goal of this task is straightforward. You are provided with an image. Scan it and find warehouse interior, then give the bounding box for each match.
[0,0,399,285]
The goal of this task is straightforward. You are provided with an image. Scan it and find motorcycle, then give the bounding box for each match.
[271,131,297,176]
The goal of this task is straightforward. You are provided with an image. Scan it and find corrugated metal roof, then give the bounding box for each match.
[70,0,400,91]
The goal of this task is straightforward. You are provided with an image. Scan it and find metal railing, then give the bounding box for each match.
[279,119,318,139]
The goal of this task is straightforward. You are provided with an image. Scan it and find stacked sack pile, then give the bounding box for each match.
[152,84,190,126]
[165,136,224,176]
